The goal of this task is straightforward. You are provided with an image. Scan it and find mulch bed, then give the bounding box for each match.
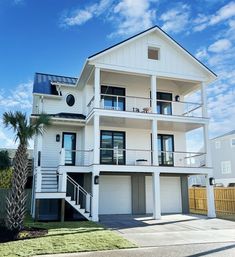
[0,220,47,243]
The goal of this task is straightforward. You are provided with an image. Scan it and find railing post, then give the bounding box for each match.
[36,167,42,192]
[60,148,65,166]
[60,172,67,193]
[116,95,119,110]
[86,194,91,212]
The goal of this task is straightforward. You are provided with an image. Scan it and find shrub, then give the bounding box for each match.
[0,150,11,170]
[0,168,13,188]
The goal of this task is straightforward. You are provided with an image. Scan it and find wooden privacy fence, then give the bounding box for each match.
[189,187,235,215]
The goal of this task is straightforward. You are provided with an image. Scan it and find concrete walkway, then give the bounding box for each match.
[99,214,235,247]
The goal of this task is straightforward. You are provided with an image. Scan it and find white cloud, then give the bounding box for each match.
[61,0,157,37]
[62,0,112,27]
[0,81,32,110]
[160,4,190,34]
[208,39,232,53]
[109,0,156,37]
[193,1,235,31]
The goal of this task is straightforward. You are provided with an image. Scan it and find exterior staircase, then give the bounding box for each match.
[41,167,58,192]
[65,175,92,220]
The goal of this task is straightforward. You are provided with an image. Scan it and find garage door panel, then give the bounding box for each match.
[99,175,132,215]
[146,176,182,214]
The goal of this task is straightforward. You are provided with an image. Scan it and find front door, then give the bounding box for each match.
[158,134,174,166]
[62,133,76,166]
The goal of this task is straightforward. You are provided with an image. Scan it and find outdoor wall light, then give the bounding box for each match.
[94,175,99,185]
[175,95,180,102]
[56,134,60,142]
[209,177,215,186]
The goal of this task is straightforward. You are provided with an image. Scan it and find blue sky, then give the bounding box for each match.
[0,0,235,149]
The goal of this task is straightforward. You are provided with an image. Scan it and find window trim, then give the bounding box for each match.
[157,134,175,166]
[221,160,232,174]
[148,46,160,60]
[66,94,75,107]
[231,138,235,147]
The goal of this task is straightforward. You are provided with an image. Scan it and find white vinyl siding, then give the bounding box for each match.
[215,141,221,149]
[221,161,231,174]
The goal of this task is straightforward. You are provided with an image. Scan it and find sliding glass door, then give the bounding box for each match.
[101,86,126,111]
[158,134,174,166]
[157,92,172,115]
[100,131,126,165]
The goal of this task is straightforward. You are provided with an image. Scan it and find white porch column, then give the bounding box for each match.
[151,119,159,165]
[203,124,212,167]
[151,75,157,113]
[91,167,100,222]
[152,172,161,219]
[94,67,101,108]
[201,82,208,118]
[206,174,216,218]
[93,114,100,164]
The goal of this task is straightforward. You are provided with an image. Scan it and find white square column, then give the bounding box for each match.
[201,82,208,118]
[151,75,157,113]
[206,174,216,218]
[91,167,100,222]
[151,119,159,166]
[152,171,161,219]
[93,114,100,164]
[94,67,100,108]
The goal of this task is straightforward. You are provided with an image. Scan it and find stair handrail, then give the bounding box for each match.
[67,175,93,198]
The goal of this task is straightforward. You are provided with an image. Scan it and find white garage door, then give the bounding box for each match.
[146,176,182,214]
[99,175,132,214]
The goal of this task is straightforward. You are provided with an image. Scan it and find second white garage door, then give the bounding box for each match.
[99,175,132,214]
[145,176,182,214]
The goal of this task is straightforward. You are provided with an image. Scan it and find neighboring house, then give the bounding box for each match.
[211,130,235,186]
[31,26,217,222]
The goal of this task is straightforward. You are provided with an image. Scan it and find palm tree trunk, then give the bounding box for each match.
[6,143,28,231]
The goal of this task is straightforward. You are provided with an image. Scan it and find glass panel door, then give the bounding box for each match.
[101,86,125,111]
[157,92,172,115]
[62,133,76,166]
[158,134,174,166]
[100,131,125,165]
[100,131,113,164]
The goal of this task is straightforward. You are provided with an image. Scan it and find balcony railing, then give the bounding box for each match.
[87,94,203,117]
[60,148,93,166]
[99,148,206,168]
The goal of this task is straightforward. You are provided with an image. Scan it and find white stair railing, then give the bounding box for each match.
[67,175,92,213]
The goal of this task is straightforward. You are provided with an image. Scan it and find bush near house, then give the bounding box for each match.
[0,168,13,189]
[0,150,11,170]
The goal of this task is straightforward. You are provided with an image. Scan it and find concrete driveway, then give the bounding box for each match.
[99,214,235,247]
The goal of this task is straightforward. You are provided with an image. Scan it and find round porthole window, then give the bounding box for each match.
[66,94,75,106]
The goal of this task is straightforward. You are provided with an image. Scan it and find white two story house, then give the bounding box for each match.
[31,26,217,222]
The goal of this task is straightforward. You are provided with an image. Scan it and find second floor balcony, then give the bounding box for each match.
[87,93,203,118]
[59,147,206,168]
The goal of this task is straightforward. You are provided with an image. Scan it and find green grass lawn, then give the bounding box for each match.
[0,218,135,257]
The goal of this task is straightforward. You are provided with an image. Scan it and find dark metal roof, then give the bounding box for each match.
[212,130,235,140]
[50,112,86,120]
[88,25,217,77]
[32,112,86,120]
[33,72,77,95]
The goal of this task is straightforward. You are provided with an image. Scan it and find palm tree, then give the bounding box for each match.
[3,111,51,231]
